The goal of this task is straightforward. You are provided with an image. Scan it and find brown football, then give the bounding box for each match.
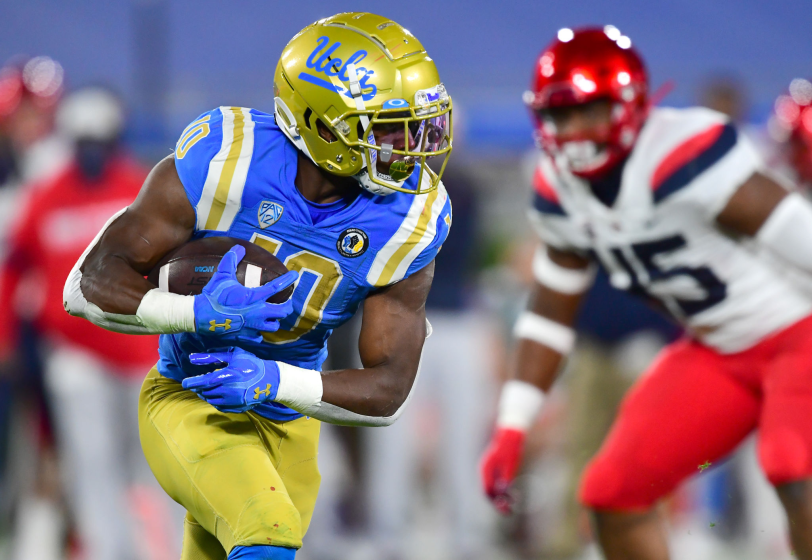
[146,237,293,304]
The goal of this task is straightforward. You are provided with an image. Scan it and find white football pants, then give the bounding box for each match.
[44,343,184,560]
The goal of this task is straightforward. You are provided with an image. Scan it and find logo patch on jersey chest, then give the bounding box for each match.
[337,228,369,258]
[258,201,284,229]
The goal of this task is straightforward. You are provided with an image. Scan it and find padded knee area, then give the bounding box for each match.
[234,491,302,549]
[578,455,661,511]
[228,545,296,559]
[760,428,812,486]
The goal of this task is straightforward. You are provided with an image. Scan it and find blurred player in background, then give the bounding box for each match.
[64,13,452,560]
[770,78,812,192]
[0,86,183,560]
[481,26,812,559]
[0,55,70,560]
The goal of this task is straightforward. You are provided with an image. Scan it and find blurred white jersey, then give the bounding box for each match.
[530,106,812,353]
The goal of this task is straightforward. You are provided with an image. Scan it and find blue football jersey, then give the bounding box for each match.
[157,106,452,421]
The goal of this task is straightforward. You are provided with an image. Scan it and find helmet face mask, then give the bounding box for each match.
[525,26,649,180]
[336,88,452,193]
[534,97,627,176]
[274,13,453,196]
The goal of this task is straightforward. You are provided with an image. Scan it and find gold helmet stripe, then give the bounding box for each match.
[197,107,255,231]
[367,179,448,286]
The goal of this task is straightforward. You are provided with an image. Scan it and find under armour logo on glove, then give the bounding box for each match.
[209,319,233,332]
[183,347,281,414]
[254,384,272,400]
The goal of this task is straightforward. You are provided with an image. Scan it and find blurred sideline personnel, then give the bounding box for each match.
[481,26,812,559]
[0,87,182,560]
[0,55,69,560]
[365,162,492,559]
[63,13,452,560]
[0,56,71,223]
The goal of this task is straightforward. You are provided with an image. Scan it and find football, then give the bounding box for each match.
[146,236,294,303]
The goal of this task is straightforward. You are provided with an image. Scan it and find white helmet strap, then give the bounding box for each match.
[346,63,405,195]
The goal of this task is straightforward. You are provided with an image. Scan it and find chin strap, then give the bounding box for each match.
[274,96,317,164]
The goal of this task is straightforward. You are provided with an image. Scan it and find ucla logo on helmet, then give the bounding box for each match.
[298,36,377,101]
[337,228,369,258]
[258,201,284,229]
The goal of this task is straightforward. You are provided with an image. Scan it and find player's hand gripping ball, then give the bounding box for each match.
[480,427,527,514]
[184,347,280,413]
[191,244,298,345]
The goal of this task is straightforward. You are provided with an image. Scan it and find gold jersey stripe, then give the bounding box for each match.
[204,107,246,230]
[376,187,440,286]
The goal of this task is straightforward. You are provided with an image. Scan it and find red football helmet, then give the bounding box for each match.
[770,78,812,186]
[0,56,64,119]
[524,26,649,179]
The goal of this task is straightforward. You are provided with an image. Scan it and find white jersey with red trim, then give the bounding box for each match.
[530,106,812,353]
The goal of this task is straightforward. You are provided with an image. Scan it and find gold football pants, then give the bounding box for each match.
[138,367,321,558]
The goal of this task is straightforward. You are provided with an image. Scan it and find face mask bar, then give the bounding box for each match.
[330,96,453,195]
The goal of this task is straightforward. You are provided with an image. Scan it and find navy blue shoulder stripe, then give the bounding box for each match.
[532,191,566,216]
[653,124,738,204]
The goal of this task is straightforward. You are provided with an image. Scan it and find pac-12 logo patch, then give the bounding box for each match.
[258,201,284,229]
[337,228,369,258]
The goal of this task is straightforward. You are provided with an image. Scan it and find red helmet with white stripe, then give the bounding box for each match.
[524,26,649,179]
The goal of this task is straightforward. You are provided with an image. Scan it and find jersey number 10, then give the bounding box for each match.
[250,233,343,343]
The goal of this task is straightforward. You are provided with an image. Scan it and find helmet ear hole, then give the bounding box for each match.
[315,119,337,143]
[303,108,313,129]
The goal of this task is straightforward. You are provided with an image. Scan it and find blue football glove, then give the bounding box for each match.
[193,245,298,345]
[183,347,280,413]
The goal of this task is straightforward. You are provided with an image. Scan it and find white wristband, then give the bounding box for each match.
[513,311,576,354]
[275,362,323,417]
[496,380,546,431]
[135,289,196,334]
[532,246,595,294]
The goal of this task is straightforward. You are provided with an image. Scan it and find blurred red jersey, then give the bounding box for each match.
[0,156,158,373]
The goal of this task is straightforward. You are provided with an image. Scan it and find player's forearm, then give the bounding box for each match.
[80,252,155,315]
[513,338,566,392]
[323,361,417,416]
[64,209,196,335]
[496,256,586,431]
[273,359,420,427]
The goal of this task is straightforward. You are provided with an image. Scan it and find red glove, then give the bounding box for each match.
[480,426,526,514]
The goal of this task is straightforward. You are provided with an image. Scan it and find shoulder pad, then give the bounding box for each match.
[174,107,258,232]
[532,157,566,216]
[366,180,451,287]
[627,107,741,204]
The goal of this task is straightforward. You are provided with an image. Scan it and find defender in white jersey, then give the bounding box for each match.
[481,27,812,560]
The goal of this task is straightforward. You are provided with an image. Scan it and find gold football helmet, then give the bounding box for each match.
[274,12,452,195]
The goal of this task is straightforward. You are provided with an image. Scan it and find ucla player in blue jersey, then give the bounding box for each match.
[63,13,452,560]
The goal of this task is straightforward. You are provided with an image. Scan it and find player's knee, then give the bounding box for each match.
[578,455,660,511]
[228,545,296,559]
[236,492,303,549]
[759,429,812,486]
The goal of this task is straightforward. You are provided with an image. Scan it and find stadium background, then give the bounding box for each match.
[0,1,810,560]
